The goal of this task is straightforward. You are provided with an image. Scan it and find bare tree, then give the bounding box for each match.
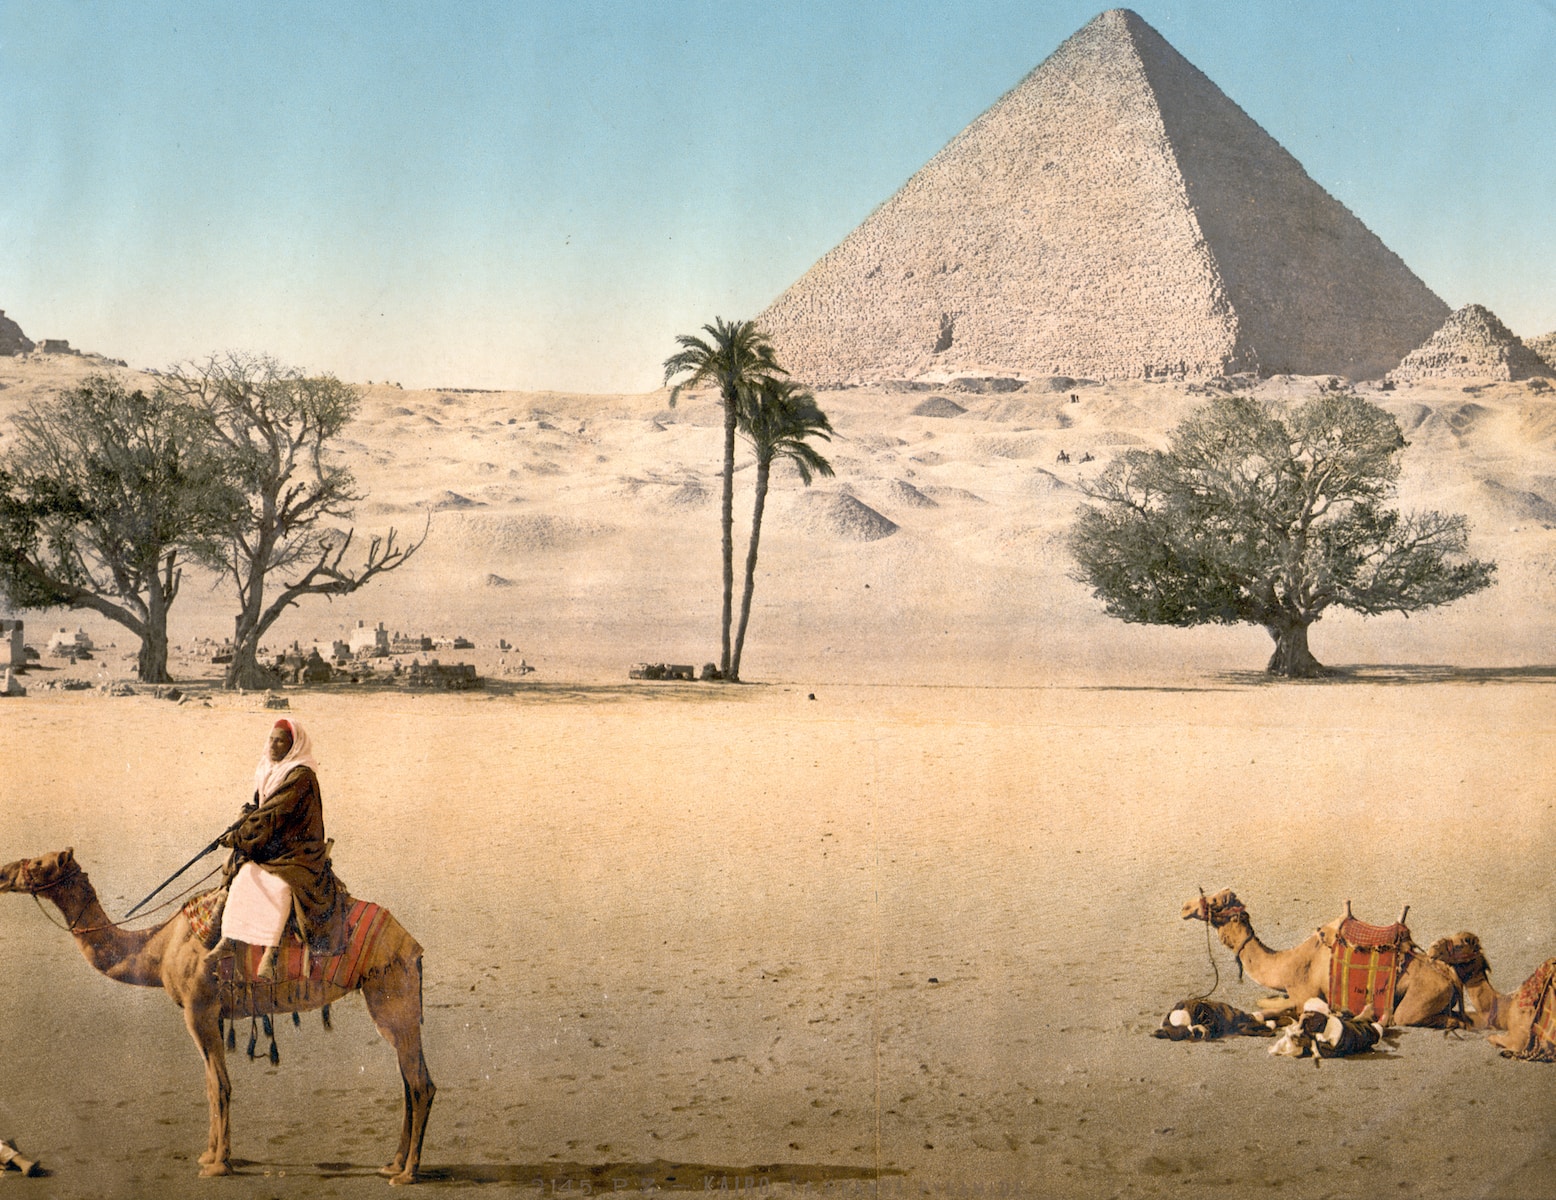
[168,353,425,689]
[0,376,236,681]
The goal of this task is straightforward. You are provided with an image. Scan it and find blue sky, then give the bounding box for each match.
[2,1,1553,393]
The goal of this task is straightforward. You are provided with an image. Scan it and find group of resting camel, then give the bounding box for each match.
[1169,887,1550,1059]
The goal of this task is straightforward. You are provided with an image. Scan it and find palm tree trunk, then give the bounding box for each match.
[731,457,771,683]
[719,394,737,678]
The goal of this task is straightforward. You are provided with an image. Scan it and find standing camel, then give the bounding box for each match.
[0,848,433,1183]
[1181,888,1464,1027]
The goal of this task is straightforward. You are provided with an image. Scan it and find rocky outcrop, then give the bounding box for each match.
[757,9,1446,385]
[0,310,34,356]
[1387,304,1554,384]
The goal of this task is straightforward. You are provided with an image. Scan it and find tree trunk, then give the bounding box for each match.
[134,569,173,683]
[730,458,771,684]
[719,393,737,678]
[1265,622,1327,678]
[135,616,172,683]
[225,598,276,690]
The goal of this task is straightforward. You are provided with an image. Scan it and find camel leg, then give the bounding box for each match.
[363,956,435,1185]
[1488,1004,1534,1054]
[1391,971,1463,1029]
[182,1000,232,1176]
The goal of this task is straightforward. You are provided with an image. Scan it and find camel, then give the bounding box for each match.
[0,849,433,1183]
[1429,931,1556,1058]
[1180,888,1464,1027]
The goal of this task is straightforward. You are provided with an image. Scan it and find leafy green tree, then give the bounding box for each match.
[166,353,424,689]
[663,319,785,678]
[0,375,237,681]
[730,378,834,682]
[1068,391,1496,677]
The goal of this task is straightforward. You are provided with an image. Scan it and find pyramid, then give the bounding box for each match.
[0,309,34,356]
[757,9,1447,384]
[1387,304,1554,384]
[1527,331,1556,373]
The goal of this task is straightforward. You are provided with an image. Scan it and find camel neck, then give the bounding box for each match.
[1462,975,1507,1029]
[51,871,165,987]
[1217,916,1290,987]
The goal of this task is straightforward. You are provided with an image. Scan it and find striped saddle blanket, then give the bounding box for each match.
[1327,916,1408,1019]
[183,890,392,1016]
[1504,958,1556,1062]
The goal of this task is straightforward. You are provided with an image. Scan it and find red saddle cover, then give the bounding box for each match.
[211,898,390,1016]
[1327,916,1408,1018]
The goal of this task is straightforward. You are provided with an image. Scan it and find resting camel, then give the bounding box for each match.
[0,849,433,1183]
[1181,888,1464,1027]
[1429,932,1556,1058]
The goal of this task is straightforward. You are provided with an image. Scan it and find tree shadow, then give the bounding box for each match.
[282,1157,897,1188]
[1210,664,1556,687]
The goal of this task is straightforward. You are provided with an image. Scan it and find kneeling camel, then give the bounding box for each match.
[0,849,434,1183]
[1181,888,1463,1027]
[1429,932,1556,1059]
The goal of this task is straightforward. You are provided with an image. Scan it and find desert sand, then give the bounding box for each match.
[2,354,1555,1199]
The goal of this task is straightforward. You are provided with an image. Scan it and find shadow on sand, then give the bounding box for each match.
[265,1158,897,1188]
[1210,664,1556,688]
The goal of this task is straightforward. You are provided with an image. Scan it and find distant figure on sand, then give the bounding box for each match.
[215,718,349,971]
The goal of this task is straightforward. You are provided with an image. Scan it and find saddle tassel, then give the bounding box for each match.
[292,1010,301,1028]
[226,1022,236,1052]
[246,1019,257,1060]
[268,1034,280,1066]
[321,1003,332,1030]
[261,1013,274,1039]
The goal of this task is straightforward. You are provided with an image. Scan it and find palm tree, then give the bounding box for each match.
[663,319,785,678]
[730,377,834,682]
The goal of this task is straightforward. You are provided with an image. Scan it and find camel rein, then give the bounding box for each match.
[26,861,223,935]
[1192,890,1252,998]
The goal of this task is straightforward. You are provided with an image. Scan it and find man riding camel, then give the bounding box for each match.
[213,718,350,971]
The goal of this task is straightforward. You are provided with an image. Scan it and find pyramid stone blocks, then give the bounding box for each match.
[758,9,1447,385]
[1387,304,1554,384]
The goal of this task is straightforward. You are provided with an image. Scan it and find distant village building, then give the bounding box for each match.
[406,659,481,690]
[348,621,391,658]
[2,619,24,670]
[391,631,433,654]
[47,627,93,657]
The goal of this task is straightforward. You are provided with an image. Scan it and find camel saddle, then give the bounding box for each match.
[1503,958,1556,1062]
[182,890,392,1018]
[1323,914,1409,1020]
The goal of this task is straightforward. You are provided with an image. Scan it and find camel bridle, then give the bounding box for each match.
[21,858,100,934]
[21,855,222,934]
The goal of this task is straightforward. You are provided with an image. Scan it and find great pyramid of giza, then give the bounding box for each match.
[1387,304,1554,384]
[757,9,1447,384]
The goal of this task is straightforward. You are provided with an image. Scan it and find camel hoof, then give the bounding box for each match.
[378,1160,406,1179]
[198,1160,233,1177]
[388,1169,419,1186]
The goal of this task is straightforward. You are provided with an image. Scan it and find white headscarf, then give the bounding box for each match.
[252,716,320,802]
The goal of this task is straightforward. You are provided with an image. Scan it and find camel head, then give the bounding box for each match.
[0,848,79,895]
[1181,888,1246,927]
[1427,931,1490,984]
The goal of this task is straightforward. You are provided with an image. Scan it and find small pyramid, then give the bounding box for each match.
[758,9,1446,384]
[0,309,34,356]
[1387,304,1554,384]
[1527,331,1556,373]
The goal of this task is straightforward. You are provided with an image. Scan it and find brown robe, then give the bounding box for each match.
[221,765,349,954]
